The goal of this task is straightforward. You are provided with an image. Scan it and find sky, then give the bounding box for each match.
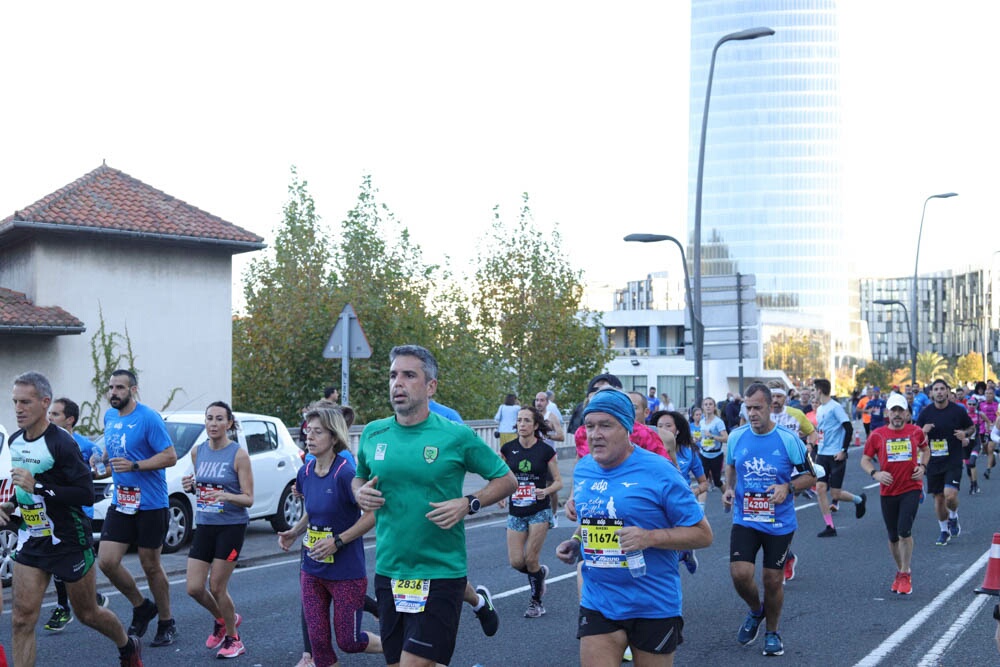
[2,1,998,310]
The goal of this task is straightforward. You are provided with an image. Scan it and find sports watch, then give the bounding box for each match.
[466,494,481,515]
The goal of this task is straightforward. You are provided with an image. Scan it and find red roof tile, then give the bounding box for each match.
[1,164,263,248]
[0,288,84,334]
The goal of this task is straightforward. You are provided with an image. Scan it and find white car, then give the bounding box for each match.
[92,411,303,554]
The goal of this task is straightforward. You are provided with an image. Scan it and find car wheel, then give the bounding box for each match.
[269,482,303,532]
[162,495,193,554]
[0,526,16,588]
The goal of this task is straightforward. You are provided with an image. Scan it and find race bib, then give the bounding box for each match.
[303,525,335,563]
[512,483,537,507]
[196,483,225,513]
[580,517,626,568]
[930,439,948,458]
[391,578,430,613]
[21,500,53,538]
[886,438,912,463]
[742,491,775,523]
[116,485,141,515]
[692,429,702,442]
[702,434,720,452]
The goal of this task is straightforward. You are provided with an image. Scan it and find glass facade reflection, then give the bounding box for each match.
[687,0,847,322]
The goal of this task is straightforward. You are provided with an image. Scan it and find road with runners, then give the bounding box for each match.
[2,454,999,665]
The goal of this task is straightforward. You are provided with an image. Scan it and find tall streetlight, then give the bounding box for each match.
[693,27,774,405]
[873,299,915,383]
[912,192,958,385]
[625,233,701,404]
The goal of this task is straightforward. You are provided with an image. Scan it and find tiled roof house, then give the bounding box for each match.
[0,163,265,432]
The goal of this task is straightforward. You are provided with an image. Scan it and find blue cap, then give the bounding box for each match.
[582,388,635,434]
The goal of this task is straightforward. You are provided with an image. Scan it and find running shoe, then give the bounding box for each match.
[151,619,178,647]
[830,502,840,513]
[364,594,380,618]
[293,655,315,667]
[737,609,765,646]
[474,586,499,637]
[897,571,912,595]
[128,598,158,638]
[44,606,74,632]
[802,488,817,500]
[550,513,559,529]
[975,483,983,494]
[524,599,546,618]
[856,493,867,519]
[539,564,549,599]
[217,635,246,659]
[984,467,991,480]
[680,550,699,575]
[207,613,241,649]
[762,631,784,656]
[890,571,901,593]
[936,530,950,546]
[948,517,961,538]
[783,552,797,583]
[118,636,143,667]
[97,593,110,608]
[817,526,837,538]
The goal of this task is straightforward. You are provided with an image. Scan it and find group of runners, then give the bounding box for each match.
[4,353,996,667]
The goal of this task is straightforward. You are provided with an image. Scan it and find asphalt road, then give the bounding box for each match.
[3,449,1000,666]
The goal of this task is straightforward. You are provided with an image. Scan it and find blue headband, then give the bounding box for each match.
[583,389,635,434]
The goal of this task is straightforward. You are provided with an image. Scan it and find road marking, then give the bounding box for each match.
[916,593,990,667]
[853,549,989,666]
[491,571,578,600]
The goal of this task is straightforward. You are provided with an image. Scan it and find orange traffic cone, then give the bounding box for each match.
[974,533,1000,595]
[853,433,861,447]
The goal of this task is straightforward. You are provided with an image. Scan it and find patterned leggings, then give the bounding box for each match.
[300,571,370,667]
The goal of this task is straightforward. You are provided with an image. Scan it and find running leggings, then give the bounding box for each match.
[880,489,921,542]
[699,453,724,488]
[300,571,370,667]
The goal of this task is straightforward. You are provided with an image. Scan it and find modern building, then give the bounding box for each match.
[687,0,850,332]
[861,269,997,366]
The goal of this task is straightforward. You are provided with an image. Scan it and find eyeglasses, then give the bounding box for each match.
[304,427,328,435]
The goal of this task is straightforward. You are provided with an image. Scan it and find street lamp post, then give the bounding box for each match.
[625,233,700,405]
[873,299,915,383]
[912,192,958,385]
[692,26,774,405]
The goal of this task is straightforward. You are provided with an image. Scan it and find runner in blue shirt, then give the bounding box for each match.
[556,388,712,666]
[94,369,178,647]
[812,379,867,538]
[724,383,815,657]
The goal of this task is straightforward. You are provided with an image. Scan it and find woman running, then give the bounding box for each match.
[183,401,254,659]
[698,397,729,491]
[499,406,562,618]
[278,406,381,667]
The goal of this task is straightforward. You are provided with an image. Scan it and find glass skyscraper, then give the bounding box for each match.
[688,0,846,325]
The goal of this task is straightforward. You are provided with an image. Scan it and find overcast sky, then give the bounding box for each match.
[2,1,996,305]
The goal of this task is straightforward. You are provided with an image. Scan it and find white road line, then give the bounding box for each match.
[853,549,990,666]
[794,502,817,511]
[916,593,991,667]
[491,571,578,600]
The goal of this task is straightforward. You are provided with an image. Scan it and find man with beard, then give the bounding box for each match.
[95,369,178,647]
[916,379,975,546]
[860,393,928,595]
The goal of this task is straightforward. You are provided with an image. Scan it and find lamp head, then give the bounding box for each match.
[723,27,775,42]
[932,192,958,199]
[624,233,673,244]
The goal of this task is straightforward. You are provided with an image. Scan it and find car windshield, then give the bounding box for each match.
[91,420,204,459]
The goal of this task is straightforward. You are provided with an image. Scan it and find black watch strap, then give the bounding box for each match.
[466,494,481,515]
[333,535,345,551]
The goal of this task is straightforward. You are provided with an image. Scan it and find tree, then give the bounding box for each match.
[954,351,997,385]
[762,332,829,384]
[233,168,338,424]
[856,360,892,392]
[916,351,952,386]
[471,194,612,406]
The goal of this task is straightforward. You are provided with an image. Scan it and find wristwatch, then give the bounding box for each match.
[466,494,481,515]
[131,461,140,472]
[333,535,345,551]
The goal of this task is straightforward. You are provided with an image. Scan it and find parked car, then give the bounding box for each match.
[91,411,303,554]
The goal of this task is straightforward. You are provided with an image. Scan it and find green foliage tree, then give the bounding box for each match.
[762,332,829,384]
[471,194,612,406]
[855,360,892,392]
[233,168,338,424]
[914,350,952,386]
